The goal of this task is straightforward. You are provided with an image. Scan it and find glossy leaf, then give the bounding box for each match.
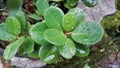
[28,50,39,58]
[50,0,62,2]
[6,16,21,36]
[23,36,34,54]
[58,39,76,59]
[3,36,25,60]
[69,8,85,24]
[27,14,41,20]
[44,6,64,30]
[7,0,23,10]
[81,0,98,7]
[30,22,49,45]
[62,13,76,31]
[66,0,78,7]
[44,29,67,45]
[39,44,60,64]
[36,0,49,16]
[8,10,26,31]
[76,45,89,57]
[72,22,104,45]
[0,23,16,41]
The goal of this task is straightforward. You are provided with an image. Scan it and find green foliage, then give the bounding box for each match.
[58,39,76,59]
[0,0,102,64]
[36,0,49,16]
[44,29,67,45]
[0,23,16,41]
[44,6,64,30]
[72,22,104,45]
[3,36,25,60]
[62,13,76,31]
[6,16,21,36]
[7,0,23,10]
[39,44,60,64]
[81,0,98,7]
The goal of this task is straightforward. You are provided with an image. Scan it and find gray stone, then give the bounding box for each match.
[77,0,116,23]
[11,57,46,68]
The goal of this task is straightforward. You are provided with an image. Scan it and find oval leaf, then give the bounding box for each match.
[3,36,25,60]
[81,0,98,7]
[72,22,104,45]
[28,50,39,58]
[9,10,26,31]
[44,29,67,46]
[6,16,21,36]
[66,0,79,7]
[69,8,85,24]
[23,36,34,54]
[62,13,76,31]
[44,6,64,30]
[76,44,89,57]
[58,39,76,59]
[7,0,23,10]
[0,23,16,41]
[30,22,49,45]
[36,0,49,16]
[39,45,60,64]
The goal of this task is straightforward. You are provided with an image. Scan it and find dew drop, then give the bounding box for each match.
[44,55,55,61]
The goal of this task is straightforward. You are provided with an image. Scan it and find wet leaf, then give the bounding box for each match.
[72,22,104,45]
[62,13,76,31]
[7,0,23,10]
[66,0,79,7]
[81,0,98,7]
[27,14,41,20]
[44,6,64,30]
[3,36,25,60]
[36,0,49,16]
[44,29,67,46]
[69,8,85,24]
[0,23,16,41]
[8,10,26,31]
[30,22,49,45]
[6,16,21,36]
[23,36,34,54]
[76,45,89,57]
[58,39,76,59]
[39,44,60,64]
[28,50,39,58]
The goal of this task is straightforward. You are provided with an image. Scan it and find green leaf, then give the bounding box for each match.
[30,22,49,45]
[44,29,67,46]
[66,0,79,7]
[22,36,34,54]
[36,0,49,16]
[81,0,98,7]
[7,0,23,10]
[3,36,25,60]
[58,39,76,59]
[76,44,89,57]
[44,6,64,30]
[72,22,104,45]
[62,13,76,31]
[27,14,41,20]
[39,44,60,64]
[8,10,26,31]
[0,23,16,41]
[69,8,85,24]
[28,50,39,58]
[50,0,62,2]
[6,16,21,36]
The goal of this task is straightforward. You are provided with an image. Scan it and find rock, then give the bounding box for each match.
[11,57,46,68]
[77,0,116,23]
